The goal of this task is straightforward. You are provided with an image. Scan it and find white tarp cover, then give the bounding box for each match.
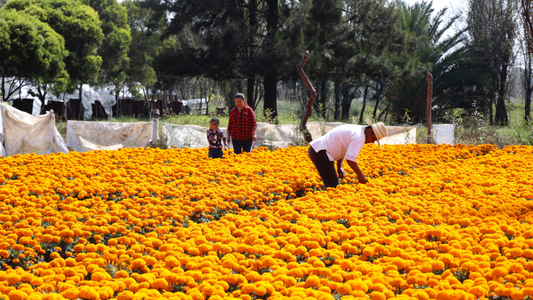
[1,80,43,115]
[66,121,152,152]
[0,103,68,157]
[161,122,417,149]
[186,99,207,115]
[59,85,116,120]
[380,126,417,145]
[433,124,454,145]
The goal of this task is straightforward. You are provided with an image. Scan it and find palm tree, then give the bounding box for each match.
[385,0,468,123]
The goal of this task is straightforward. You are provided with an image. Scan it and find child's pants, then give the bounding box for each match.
[208,148,223,159]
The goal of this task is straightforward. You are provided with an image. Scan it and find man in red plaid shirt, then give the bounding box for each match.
[227,93,257,154]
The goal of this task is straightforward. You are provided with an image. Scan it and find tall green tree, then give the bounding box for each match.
[519,0,533,54]
[386,0,464,123]
[142,0,305,118]
[122,0,160,99]
[326,0,414,122]
[467,0,516,125]
[0,9,67,102]
[81,0,131,99]
[524,48,532,123]
[3,0,104,96]
[299,0,342,119]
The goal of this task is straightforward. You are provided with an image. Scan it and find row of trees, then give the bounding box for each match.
[0,0,130,106]
[0,0,530,125]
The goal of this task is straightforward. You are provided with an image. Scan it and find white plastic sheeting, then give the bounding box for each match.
[433,124,454,145]
[161,122,417,149]
[0,103,68,157]
[66,121,152,152]
[1,81,116,119]
[380,126,417,145]
[60,85,116,120]
[1,80,42,115]
[161,124,209,149]
[186,99,208,115]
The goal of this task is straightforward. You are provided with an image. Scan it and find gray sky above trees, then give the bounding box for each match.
[405,0,466,16]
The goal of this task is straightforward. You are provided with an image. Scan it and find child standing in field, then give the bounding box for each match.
[207,117,227,159]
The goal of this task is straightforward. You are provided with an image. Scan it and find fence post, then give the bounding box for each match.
[427,72,433,144]
[152,109,160,148]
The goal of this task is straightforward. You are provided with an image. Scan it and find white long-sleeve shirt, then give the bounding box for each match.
[310,125,365,162]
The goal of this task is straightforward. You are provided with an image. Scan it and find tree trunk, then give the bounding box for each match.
[526,55,532,123]
[263,0,279,120]
[78,85,84,120]
[373,82,381,120]
[37,85,48,115]
[246,0,257,109]
[359,85,369,124]
[526,88,532,124]
[247,76,255,109]
[341,87,351,120]
[205,80,210,116]
[1,75,4,102]
[489,97,494,125]
[495,96,508,125]
[378,107,387,121]
[334,81,341,120]
[264,72,278,120]
[495,65,509,125]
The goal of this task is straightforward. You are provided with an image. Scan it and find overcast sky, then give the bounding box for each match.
[403,0,468,16]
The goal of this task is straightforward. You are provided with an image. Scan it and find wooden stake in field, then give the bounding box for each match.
[152,109,160,148]
[297,50,317,143]
[427,72,433,144]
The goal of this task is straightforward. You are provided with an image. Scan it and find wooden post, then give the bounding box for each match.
[297,50,317,142]
[427,72,433,144]
[152,109,160,148]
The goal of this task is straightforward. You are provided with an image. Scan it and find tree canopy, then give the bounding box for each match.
[2,0,104,89]
[0,9,67,101]
[0,0,530,129]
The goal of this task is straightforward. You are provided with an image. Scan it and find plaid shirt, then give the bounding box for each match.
[227,105,257,141]
[206,128,227,149]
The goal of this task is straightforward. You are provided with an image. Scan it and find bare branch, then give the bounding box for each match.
[297,50,317,143]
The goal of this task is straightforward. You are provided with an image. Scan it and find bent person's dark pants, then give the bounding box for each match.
[308,146,339,188]
[232,138,253,154]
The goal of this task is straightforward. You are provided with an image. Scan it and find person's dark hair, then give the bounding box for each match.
[235,93,245,100]
[210,117,220,125]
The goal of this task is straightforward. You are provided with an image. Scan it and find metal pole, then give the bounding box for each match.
[427,72,433,144]
[152,109,160,148]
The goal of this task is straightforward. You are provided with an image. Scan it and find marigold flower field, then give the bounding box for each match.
[0,144,532,300]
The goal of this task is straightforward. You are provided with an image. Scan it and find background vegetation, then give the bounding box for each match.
[2,0,533,147]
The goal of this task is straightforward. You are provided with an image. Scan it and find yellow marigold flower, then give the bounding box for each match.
[412,291,429,300]
[72,244,84,253]
[305,275,320,288]
[60,287,80,299]
[337,283,352,294]
[116,290,134,300]
[492,266,509,277]
[468,286,488,298]
[131,258,147,269]
[78,286,99,300]
[90,272,108,282]
[151,278,168,290]
[6,273,21,285]
[241,283,256,294]
[370,291,387,300]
